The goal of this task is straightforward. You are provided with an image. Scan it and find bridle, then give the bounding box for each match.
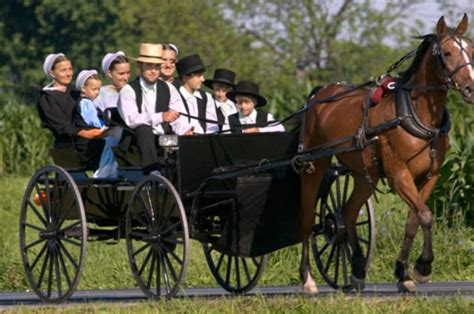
[432,33,474,90]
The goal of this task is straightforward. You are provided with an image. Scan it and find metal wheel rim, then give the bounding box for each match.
[311,168,376,291]
[19,165,87,303]
[126,175,189,299]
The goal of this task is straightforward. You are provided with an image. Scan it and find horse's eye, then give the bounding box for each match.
[443,51,452,57]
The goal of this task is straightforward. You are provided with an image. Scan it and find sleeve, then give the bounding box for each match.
[118,84,158,129]
[258,112,285,133]
[205,91,219,134]
[37,92,81,137]
[168,83,193,135]
[79,98,104,128]
[94,90,107,114]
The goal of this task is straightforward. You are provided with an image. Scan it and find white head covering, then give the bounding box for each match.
[76,69,98,90]
[101,51,125,74]
[168,44,179,58]
[43,53,65,79]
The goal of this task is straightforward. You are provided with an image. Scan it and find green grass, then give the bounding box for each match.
[1,175,473,293]
[4,295,474,313]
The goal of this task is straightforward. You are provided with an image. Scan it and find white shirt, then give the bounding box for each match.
[223,109,285,133]
[179,86,219,134]
[95,85,120,113]
[118,77,191,135]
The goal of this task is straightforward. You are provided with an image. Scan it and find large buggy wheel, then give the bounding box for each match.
[202,243,268,294]
[19,165,87,303]
[311,164,375,291]
[126,175,189,299]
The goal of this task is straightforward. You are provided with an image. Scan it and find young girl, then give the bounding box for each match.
[224,80,285,133]
[75,70,119,178]
[37,54,105,170]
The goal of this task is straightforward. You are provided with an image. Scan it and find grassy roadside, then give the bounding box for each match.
[1,175,473,292]
[5,294,474,313]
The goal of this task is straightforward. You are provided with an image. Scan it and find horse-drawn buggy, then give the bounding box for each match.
[19,122,375,303]
[19,14,474,303]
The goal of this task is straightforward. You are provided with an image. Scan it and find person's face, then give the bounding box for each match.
[236,95,256,116]
[213,83,232,102]
[51,60,73,86]
[108,62,130,90]
[185,72,205,91]
[140,62,161,84]
[160,49,177,79]
[82,78,102,100]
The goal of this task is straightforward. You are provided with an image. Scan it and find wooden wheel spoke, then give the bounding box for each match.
[159,203,177,232]
[335,175,341,207]
[129,231,147,239]
[24,222,46,233]
[324,243,337,274]
[159,241,183,266]
[58,240,79,270]
[356,220,369,226]
[52,244,63,297]
[225,255,232,286]
[341,243,349,286]
[59,237,82,247]
[251,257,261,268]
[158,248,171,294]
[162,237,183,245]
[47,244,54,298]
[160,221,180,235]
[235,257,241,289]
[30,242,48,270]
[36,248,50,290]
[133,242,152,258]
[161,245,178,283]
[215,252,225,274]
[241,258,252,282]
[334,244,340,286]
[27,200,48,227]
[316,242,330,259]
[328,191,337,213]
[25,238,46,250]
[58,221,81,233]
[359,237,369,246]
[145,249,157,290]
[137,192,153,224]
[138,246,154,276]
[57,247,72,287]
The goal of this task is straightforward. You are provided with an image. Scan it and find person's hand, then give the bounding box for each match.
[184,127,194,135]
[243,127,259,133]
[77,128,105,139]
[163,110,180,122]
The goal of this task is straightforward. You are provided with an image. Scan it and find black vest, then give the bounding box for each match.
[213,98,226,131]
[178,88,208,131]
[228,110,268,134]
[129,77,172,134]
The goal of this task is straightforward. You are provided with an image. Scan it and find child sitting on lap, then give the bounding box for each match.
[75,70,120,178]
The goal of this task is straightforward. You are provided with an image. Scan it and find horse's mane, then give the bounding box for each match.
[397,34,436,85]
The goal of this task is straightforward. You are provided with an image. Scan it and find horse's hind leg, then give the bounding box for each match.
[342,175,375,290]
[299,158,330,294]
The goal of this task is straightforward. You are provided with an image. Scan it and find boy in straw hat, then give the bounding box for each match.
[224,80,285,133]
[176,54,219,134]
[119,43,192,175]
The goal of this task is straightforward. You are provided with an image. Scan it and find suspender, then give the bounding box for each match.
[178,89,208,131]
[228,111,269,133]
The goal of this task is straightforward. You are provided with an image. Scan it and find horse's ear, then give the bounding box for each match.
[455,13,469,34]
[437,16,447,34]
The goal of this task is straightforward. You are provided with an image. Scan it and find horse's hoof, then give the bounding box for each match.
[302,281,319,295]
[350,275,366,291]
[413,267,430,284]
[397,280,416,293]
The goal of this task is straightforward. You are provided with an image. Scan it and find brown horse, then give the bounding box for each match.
[299,14,474,294]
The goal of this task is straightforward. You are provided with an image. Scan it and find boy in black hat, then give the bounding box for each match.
[176,54,219,134]
[204,68,237,130]
[224,80,285,133]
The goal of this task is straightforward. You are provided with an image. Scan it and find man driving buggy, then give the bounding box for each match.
[118,43,193,176]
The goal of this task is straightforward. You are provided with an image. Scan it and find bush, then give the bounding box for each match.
[0,95,51,175]
[428,92,474,227]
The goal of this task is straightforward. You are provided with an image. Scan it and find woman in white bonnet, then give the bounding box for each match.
[37,53,106,170]
[94,51,131,113]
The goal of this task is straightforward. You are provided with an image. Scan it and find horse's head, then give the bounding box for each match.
[435,14,474,103]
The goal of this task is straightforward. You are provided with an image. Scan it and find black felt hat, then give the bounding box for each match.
[204,68,236,89]
[226,80,267,107]
[176,54,209,77]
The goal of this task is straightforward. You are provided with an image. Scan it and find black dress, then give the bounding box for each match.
[37,86,104,170]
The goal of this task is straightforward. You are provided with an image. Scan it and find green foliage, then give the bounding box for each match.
[428,92,474,227]
[0,95,51,175]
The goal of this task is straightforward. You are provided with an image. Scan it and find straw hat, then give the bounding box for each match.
[134,43,164,64]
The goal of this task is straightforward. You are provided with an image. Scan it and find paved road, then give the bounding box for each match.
[0,281,472,308]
